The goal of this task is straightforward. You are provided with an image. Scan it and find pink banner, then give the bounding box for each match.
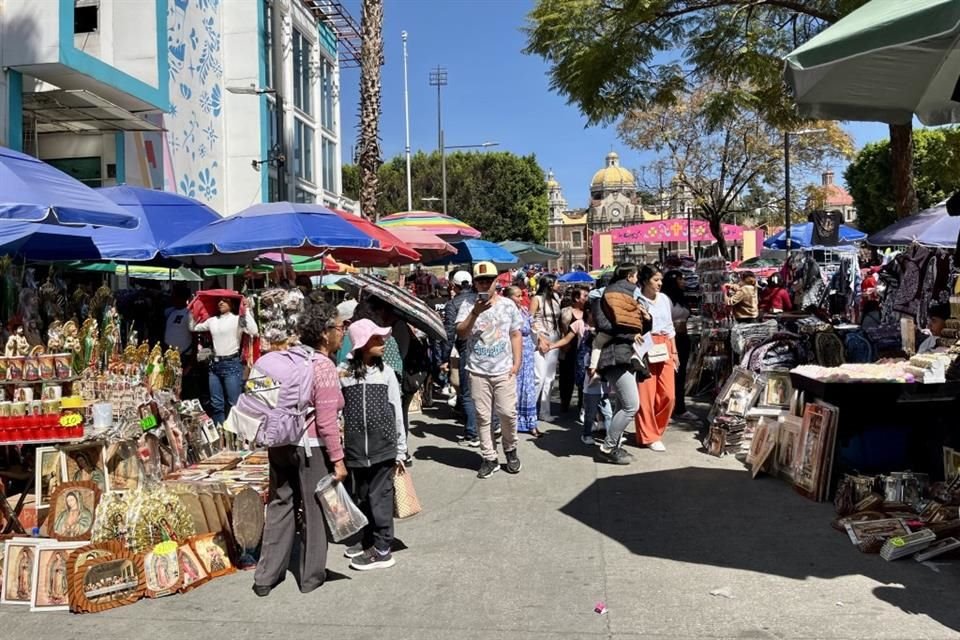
[610,220,744,245]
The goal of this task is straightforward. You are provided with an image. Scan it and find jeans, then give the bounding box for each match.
[603,366,640,450]
[582,392,612,437]
[209,356,244,425]
[457,349,477,438]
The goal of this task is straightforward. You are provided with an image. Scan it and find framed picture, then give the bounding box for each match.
[189,532,235,579]
[748,417,779,479]
[2,538,41,605]
[774,415,803,481]
[103,441,143,493]
[844,518,909,546]
[60,444,108,493]
[35,446,67,510]
[717,367,756,405]
[67,541,126,575]
[177,544,210,592]
[48,481,101,541]
[68,552,145,613]
[143,542,181,598]
[30,542,83,611]
[760,371,793,409]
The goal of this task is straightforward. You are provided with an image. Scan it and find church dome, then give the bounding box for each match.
[546,170,560,190]
[590,151,635,190]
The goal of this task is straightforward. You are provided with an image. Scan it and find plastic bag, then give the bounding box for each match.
[315,474,367,542]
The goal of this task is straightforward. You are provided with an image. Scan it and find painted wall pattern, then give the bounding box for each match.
[164,0,224,212]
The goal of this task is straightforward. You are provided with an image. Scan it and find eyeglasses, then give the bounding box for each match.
[327,324,346,334]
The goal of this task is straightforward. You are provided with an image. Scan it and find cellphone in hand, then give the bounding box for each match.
[478,292,490,301]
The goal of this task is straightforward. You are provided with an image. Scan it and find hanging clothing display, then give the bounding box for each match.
[809,210,843,246]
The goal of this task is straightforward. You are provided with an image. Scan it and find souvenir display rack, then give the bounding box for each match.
[687,255,733,395]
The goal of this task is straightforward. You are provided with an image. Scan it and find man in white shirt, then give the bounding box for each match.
[163,289,193,355]
[192,297,259,425]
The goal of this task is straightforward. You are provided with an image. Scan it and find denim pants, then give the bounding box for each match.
[457,348,478,438]
[603,366,640,450]
[209,356,243,425]
[582,392,612,437]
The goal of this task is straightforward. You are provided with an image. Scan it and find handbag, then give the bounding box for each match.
[648,342,669,364]
[393,464,422,519]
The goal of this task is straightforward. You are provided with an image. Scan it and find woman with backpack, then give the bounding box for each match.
[253,303,347,597]
[340,319,407,571]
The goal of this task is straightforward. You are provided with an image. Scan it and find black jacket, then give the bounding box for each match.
[443,289,476,362]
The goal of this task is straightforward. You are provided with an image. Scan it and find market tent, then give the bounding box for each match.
[558,270,594,284]
[0,222,104,261]
[498,240,560,262]
[383,227,457,262]
[93,185,221,261]
[0,145,138,228]
[425,239,519,266]
[162,202,378,260]
[763,223,866,250]
[866,202,947,246]
[74,263,202,282]
[378,211,481,239]
[784,0,960,125]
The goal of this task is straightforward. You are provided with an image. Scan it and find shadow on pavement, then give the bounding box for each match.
[412,445,478,471]
[409,418,462,443]
[559,466,960,633]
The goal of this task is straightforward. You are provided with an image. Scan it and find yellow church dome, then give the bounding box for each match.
[546,170,560,189]
[591,152,635,190]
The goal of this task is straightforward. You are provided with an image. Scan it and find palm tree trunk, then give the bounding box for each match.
[358,0,384,220]
[889,123,918,218]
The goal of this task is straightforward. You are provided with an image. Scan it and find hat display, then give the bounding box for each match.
[473,262,498,279]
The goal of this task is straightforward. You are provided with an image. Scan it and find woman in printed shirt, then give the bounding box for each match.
[635,265,679,451]
[254,303,346,597]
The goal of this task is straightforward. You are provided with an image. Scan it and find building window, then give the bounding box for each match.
[322,137,336,193]
[321,59,335,132]
[294,188,316,203]
[74,1,98,34]
[294,119,314,183]
[571,231,583,248]
[268,174,279,202]
[292,29,313,116]
[266,98,277,151]
[263,0,272,88]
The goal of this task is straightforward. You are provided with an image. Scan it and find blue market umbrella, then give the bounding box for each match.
[162,202,379,260]
[558,270,595,284]
[425,239,519,266]
[92,185,221,260]
[0,145,138,228]
[0,222,103,261]
[763,223,866,250]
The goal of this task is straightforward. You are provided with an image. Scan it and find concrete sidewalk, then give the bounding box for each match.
[3,403,960,640]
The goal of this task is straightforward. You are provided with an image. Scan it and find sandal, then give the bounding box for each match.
[530,429,544,438]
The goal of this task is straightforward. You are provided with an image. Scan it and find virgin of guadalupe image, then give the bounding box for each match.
[70,451,106,491]
[15,547,33,600]
[180,552,201,583]
[54,490,94,537]
[46,551,68,603]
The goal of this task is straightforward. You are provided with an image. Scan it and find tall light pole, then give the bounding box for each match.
[428,66,448,213]
[441,141,498,216]
[402,32,413,212]
[783,128,825,259]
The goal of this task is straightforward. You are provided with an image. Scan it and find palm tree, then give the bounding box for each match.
[357,0,383,220]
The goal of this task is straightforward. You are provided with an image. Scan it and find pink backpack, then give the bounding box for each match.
[234,345,317,451]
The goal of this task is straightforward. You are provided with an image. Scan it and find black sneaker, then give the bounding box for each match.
[493,426,502,438]
[343,543,365,559]
[477,458,500,479]
[404,453,414,468]
[461,435,480,448]
[349,549,395,571]
[505,449,522,474]
[597,446,631,465]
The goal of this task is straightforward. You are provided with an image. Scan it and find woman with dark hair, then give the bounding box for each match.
[529,273,562,421]
[254,303,346,597]
[662,270,696,421]
[635,264,679,451]
[592,263,652,464]
[759,274,793,313]
[505,286,540,436]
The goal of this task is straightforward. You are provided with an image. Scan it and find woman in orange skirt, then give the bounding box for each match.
[634,265,678,451]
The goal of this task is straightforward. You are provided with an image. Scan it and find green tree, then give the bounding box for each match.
[341,151,549,243]
[524,0,919,217]
[844,128,960,233]
[620,85,852,257]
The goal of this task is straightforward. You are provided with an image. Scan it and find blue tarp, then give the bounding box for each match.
[764,222,866,249]
[0,145,138,228]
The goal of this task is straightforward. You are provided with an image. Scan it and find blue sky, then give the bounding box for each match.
[339,0,891,210]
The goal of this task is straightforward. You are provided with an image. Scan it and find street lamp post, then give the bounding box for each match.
[429,66,447,212]
[783,128,825,259]
[227,85,286,201]
[402,32,413,212]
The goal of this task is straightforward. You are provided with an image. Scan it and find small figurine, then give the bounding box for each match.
[4,322,30,357]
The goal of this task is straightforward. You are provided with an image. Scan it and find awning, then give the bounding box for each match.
[22,89,164,134]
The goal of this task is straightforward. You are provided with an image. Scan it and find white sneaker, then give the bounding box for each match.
[442,385,454,397]
[648,441,666,452]
[447,394,458,407]
[577,409,585,425]
[580,435,595,445]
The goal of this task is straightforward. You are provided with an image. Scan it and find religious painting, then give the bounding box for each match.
[31,543,82,611]
[143,541,181,598]
[69,552,145,613]
[48,481,101,541]
[2,538,40,605]
[189,532,234,579]
[760,371,793,410]
[61,444,107,493]
[67,541,125,574]
[104,441,143,493]
[177,544,209,592]
[35,446,66,509]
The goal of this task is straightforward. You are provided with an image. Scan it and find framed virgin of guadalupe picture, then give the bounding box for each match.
[35,446,66,510]
[30,542,83,611]
[177,544,209,592]
[2,538,41,605]
[48,481,101,542]
[143,541,181,598]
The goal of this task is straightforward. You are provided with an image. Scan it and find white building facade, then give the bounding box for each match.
[0,0,354,216]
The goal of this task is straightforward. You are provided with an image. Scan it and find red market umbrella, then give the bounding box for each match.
[378,210,481,239]
[385,227,457,262]
[329,209,421,266]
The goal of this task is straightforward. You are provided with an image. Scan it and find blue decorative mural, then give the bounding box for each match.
[165,0,223,209]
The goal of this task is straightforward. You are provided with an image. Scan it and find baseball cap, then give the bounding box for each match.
[452,270,472,286]
[473,261,498,279]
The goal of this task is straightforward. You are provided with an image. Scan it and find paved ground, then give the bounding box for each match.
[3,398,960,640]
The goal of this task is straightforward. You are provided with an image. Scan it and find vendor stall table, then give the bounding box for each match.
[790,372,960,498]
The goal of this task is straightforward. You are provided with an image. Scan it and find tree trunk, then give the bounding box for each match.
[708,216,729,260]
[889,123,918,218]
[358,0,384,220]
